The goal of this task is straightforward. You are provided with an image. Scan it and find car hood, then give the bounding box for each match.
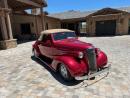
[54,38,94,51]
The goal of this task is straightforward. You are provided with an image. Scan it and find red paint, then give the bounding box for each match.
[33,31,108,77]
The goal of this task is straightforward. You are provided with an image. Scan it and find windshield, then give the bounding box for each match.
[53,32,76,41]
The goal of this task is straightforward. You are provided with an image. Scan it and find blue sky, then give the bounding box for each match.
[45,0,130,13]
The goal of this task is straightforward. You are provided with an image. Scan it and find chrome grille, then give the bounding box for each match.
[86,47,97,73]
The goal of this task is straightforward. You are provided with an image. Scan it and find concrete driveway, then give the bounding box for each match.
[0,35,130,98]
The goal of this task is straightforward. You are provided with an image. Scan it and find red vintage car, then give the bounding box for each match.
[32,29,110,81]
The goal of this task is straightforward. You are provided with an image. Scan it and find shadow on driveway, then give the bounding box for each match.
[31,56,82,86]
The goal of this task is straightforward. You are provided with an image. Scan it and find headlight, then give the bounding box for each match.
[78,52,84,59]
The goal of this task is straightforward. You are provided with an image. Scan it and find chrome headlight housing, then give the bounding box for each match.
[78,52,84,59]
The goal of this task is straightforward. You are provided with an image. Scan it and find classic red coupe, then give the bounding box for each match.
[32,29,110,81]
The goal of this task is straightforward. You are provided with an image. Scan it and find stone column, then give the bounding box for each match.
[0,15,8,40]
[3,0,13,39]
[6,13,13,39]
[0,0,17,49]
[35,15,39,36]
[0,0,8,40]
[40,7,45,30]
[116,17,121,35]
[87,17,95,36]
[86,18,89,34]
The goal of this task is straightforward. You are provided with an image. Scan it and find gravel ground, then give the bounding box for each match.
[0,35,130,98]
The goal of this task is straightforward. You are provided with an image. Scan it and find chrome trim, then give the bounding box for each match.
[75,64,111,80]
[86,47,97,73]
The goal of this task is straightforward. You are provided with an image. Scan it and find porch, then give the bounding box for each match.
[0,0,46,49]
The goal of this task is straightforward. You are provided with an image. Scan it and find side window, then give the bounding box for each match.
[42,34,52,42]
[47,35,52,41]
[42,34,47,42]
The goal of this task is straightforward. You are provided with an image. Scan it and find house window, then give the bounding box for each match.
[81,22,87,29]
[79,22,87,33]
[21,23,31,34]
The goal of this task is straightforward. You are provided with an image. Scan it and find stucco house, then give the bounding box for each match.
[0,0,130,50]
[47,7,130,36]
[0,0,47,49]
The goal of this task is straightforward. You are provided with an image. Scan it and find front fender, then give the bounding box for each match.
[52,56,87,77]
[97,51,108,67]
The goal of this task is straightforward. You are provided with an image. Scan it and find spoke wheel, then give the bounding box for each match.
[59,63,73,81]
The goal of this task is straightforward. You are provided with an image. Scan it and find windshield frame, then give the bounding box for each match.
[53,32,77,41]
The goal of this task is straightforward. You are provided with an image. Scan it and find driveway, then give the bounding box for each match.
[0,35,130,98]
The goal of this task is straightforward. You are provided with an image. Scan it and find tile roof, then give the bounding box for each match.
[48,7,130,20]
[118,7,130,13]
[48,10,95,20]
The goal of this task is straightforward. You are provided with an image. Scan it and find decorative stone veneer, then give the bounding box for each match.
[86,13,130,36]
[0,39,17,50]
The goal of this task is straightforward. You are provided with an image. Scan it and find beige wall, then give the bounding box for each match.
[11,11,130,39]
[35,15,44,35]
[86,13,130,36]
[44,16,61,29]
[121,15,129,35]
[12,14,37,36]
[11,14,61,40]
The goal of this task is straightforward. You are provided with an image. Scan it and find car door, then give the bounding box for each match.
[38,34,53,57]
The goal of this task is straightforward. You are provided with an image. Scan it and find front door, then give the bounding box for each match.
[96,20,116,36]
[38,34,53,57]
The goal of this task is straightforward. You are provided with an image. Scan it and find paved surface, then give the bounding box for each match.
[0,35,130,98]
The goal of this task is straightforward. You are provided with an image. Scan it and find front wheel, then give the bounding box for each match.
[59,63,73,81]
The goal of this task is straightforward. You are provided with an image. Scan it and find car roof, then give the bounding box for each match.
[41,29,74,35]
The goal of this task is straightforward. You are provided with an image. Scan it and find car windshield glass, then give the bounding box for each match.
[53,32,76,41]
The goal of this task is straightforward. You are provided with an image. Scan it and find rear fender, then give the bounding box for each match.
[33,42,41,55]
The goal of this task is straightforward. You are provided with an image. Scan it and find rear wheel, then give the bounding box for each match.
[59,63,73,81]
[33,48,39,58]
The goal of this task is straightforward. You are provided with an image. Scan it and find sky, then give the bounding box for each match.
[45,0,130,14]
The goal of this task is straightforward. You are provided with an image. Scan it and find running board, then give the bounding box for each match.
[36,57,56,72]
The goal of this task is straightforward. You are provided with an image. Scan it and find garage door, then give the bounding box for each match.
[96,20,116,36]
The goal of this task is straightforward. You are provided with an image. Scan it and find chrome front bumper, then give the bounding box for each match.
[75,64,111,80]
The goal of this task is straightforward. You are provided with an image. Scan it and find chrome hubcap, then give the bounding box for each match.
[60,64,68,78]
